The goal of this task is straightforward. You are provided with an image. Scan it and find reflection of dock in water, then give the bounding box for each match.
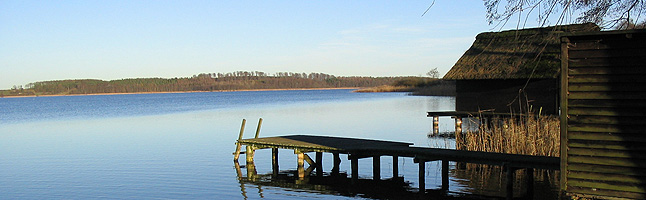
[234,161,497,200]
[233,119,559,199]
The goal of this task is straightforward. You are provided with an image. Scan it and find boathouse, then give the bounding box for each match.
[443,23,599,115]
[560,29,646,199]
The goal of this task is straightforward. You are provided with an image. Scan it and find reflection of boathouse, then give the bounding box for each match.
[443,23,600,115]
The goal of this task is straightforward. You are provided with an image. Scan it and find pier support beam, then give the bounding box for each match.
[272,148,279,177]
[442,159,449,190]
[316,152,323,177]
[392,156,399,178]
[455,117,463,135]
[332,152,341,176]
[417,159,426,194]
[351,156,359,184]
[373,155,380,181]
[297,153,305,179]
[246,146,255,163]
[432,116,439,135]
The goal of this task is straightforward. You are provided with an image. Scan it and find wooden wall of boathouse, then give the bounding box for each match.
[560,30,646,199]
[455,78,559,115]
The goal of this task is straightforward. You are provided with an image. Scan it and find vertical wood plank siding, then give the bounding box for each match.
[562,31,646,199]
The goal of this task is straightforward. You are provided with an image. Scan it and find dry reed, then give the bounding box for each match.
[456,114,560,157]
[450,113,561,198]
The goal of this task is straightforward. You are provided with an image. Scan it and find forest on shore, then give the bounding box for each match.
[1,71,420,97]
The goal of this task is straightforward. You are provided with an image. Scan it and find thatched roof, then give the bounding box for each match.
[443,23,600,80]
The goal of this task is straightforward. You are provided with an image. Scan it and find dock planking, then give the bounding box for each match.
[235,131,559,200]
[237,135,413,153]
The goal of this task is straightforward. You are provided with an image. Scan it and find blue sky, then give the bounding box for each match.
[2,1,535,89]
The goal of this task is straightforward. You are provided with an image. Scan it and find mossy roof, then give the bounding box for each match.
[443,23,600,80]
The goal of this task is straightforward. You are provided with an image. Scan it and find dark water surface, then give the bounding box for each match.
[1,90,464,199]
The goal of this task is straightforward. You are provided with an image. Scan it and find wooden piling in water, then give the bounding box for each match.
[332,152,341,176]
[442,159,449,190]
[351,156,358,184]
[297,153,305,179]
[392,156,398,178]
[418,159,425,194]
[233,119,247,161]
[432,116,439,135]
[373,155,380,181]
[272,148,279,176]
[316,152,323,177]
[246,145,255,163]
[254,118,263,139]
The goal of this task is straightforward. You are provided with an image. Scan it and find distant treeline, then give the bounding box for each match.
[1,71,406,96]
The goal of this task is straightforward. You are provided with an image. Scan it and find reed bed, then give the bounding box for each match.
[456,114,560,157]
[450,113,561,198]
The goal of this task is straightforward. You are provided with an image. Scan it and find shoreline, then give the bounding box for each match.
[1,87,361,98]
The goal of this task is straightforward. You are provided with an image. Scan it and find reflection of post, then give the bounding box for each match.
[433,116,439,135]
[297,153,305,179]
[234,161,248,199]
[234,161,243,180]
[505,167,516,200]
[526,168,534,199]
[332,152,341,176]
[272,148,279,177]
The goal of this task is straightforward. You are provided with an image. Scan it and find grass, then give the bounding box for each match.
[353,85,412,93]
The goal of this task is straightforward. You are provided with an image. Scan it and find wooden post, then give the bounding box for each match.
[332,152,341,176]
[455,117,462,135]
[316,152,323,177]
[526,168,534,199]
[233,119,246,161]
[297,153,305,179]
[246,160,257,181]
[418,160,426,194]
[254,118,263,139]
[373,155,380,181]
[246,145,255,163]
[272,148,279,177]
[392,156,399,178]
[433,116,440,135]
[442,159,449,190]
[351,156,358,184]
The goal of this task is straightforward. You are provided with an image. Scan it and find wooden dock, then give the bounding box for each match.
[234,132,559,200]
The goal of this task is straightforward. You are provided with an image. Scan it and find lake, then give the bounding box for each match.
[0,89,550,199]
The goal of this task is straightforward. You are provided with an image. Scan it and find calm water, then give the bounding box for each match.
[1,89,464,199]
